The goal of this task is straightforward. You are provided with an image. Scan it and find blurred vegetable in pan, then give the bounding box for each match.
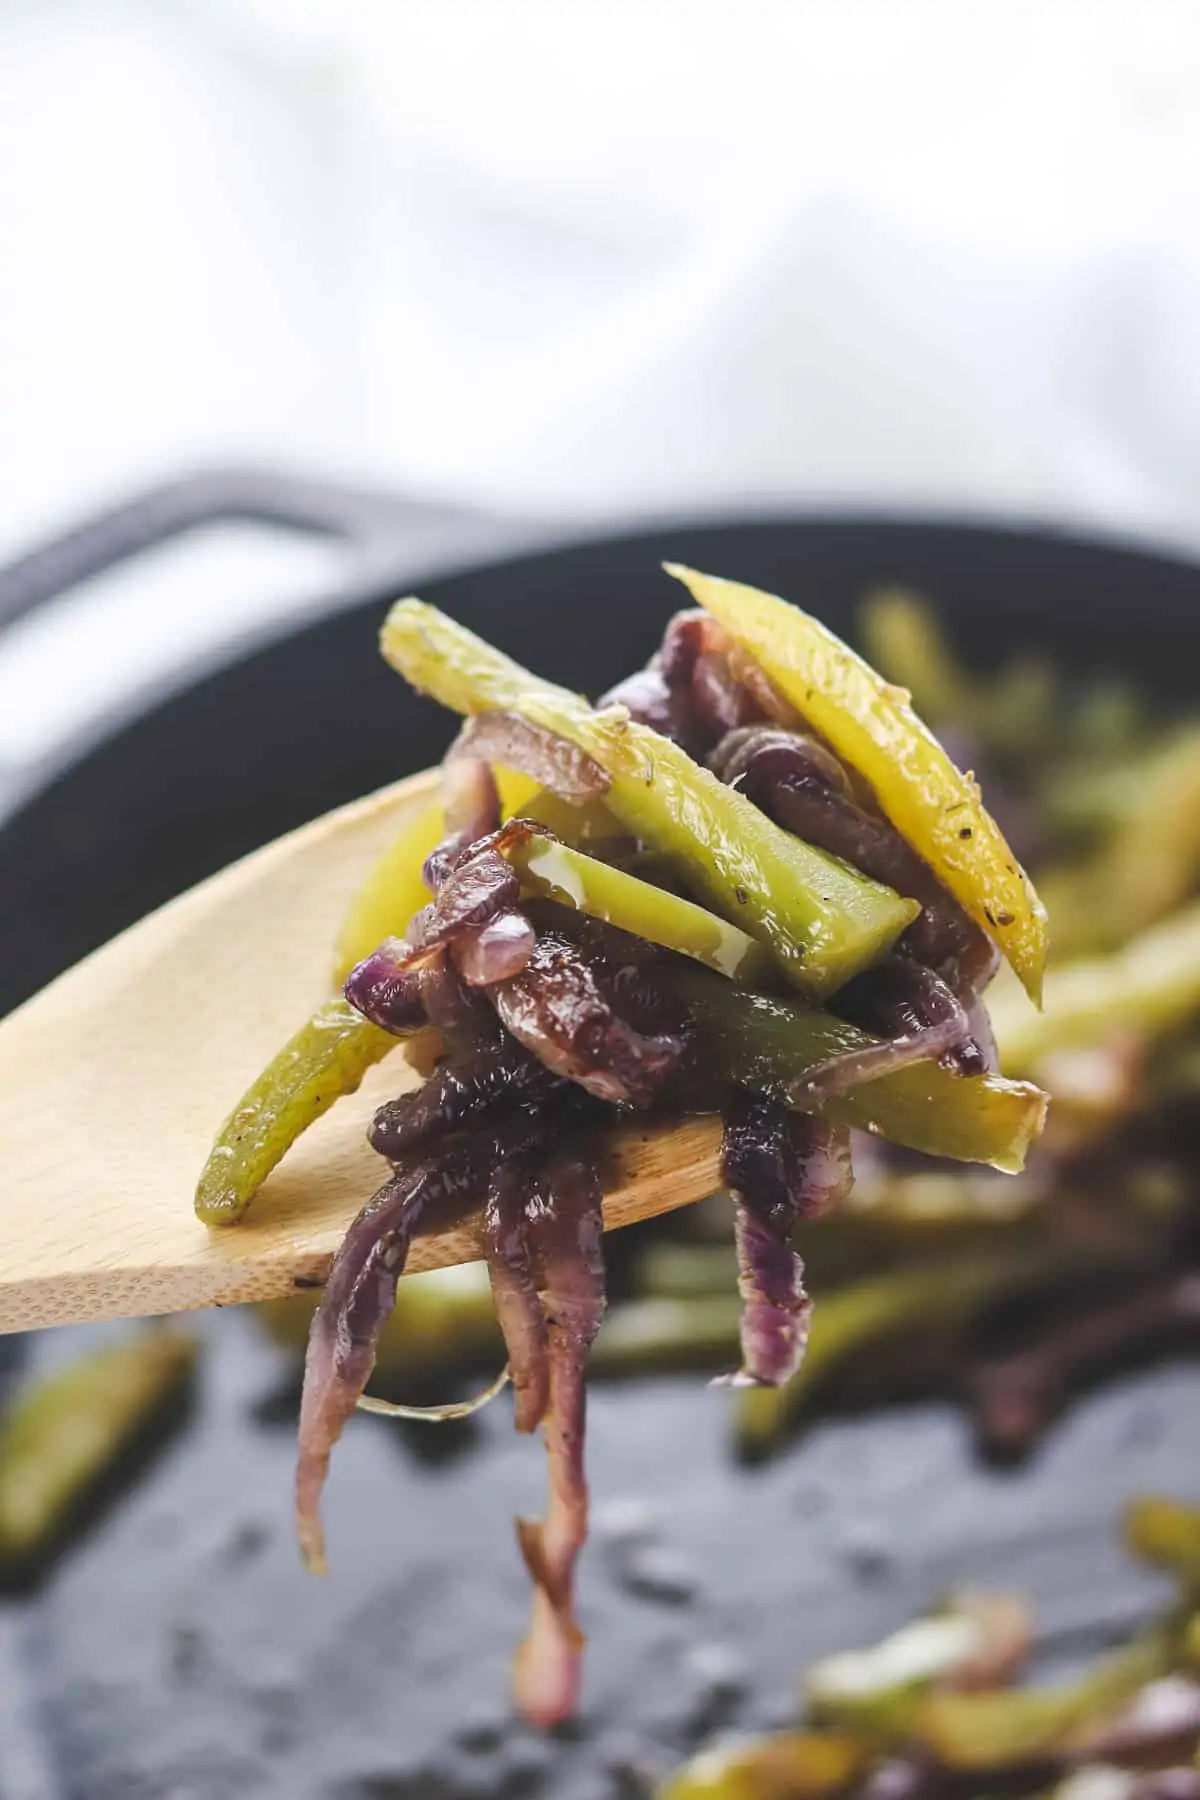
[0,1330,197,1577]
[660,1496,1200,1798]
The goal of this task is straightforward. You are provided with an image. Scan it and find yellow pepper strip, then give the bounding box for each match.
[195,1000,398,1226]
[991,901,1200,1077]
[0,1330,197,1571]
[333,798,445,985]
[667,564,1049,1005]
[503,834,775,984]
[655,1729,867,1800]
[381,600,919,999]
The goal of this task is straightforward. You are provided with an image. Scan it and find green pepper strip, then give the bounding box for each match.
[0,1330,197,1571]
[806,1610,994,1746]
[195,999,401,1226]
[911,1632,1169,1770]
[991,900,1200,1077]
[1124,1495,1200,1593]
[672,968,1047,1172]
[380,600,919,1000]
[860,587,976,727]
[503,833,775,985]
[655,1729,867,1800]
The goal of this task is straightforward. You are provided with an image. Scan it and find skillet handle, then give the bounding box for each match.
[0,468,407,632]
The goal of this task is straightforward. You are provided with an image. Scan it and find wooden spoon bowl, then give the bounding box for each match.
[0,770,722,1334]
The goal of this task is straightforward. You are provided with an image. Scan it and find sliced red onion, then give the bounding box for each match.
[722,640,798,726]
[787,1112,857,1221]
[658,610,797,742]
[658,609,709,687]
[490,925,683,1106]
[541,906,688,1040]
[691,647,762,736]
[296,1117,553,1575]
[963,990,1001,1075]
[719,1096,853,1387]
[709,722,993,993]
[449,710,610,801]
[452,908,537,985]
[709,723,851,796]
[419,848,522,952]
[369,1036,559,1160]
[415,959,496,1041]
[832,958,981,1082]
[774,959,983,1110]
[597,663,699,751]
[296,1155,462,1573]
[343,937,427,1035]
[1127,1766,1200,1800]
[512,1153,606,1729]
[483,1160,551,1435]
[441,753,501,843]
[1080,1676,1200,1773]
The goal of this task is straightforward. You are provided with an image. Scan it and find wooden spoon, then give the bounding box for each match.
[0,770,724,1335]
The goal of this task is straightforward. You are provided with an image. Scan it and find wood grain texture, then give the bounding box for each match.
[0,770,724,1334]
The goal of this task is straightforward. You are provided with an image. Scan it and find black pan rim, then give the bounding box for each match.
[6,500,1200,832]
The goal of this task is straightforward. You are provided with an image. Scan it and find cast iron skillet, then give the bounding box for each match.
[1,488,1198,1800]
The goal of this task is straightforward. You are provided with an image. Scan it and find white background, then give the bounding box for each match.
[3,0,1200,767]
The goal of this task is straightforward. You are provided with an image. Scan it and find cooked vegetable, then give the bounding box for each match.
[259,1264,503,1373]
[860,587,976,727]
[655,1730,867,1800]
[709,723,995,994]
[503,833,775,984]
[1125,1497,1200,1592]
[380,599,920,998]
[667,565,1048,1003]
[333,797,445,985]
[805,1595,1032,1744]
[195,1000,404,1226]
[0,1330,197,1570]
[673,969,1047,1172]
[1041,729,1200,958]
[721,1097,850,1386]
[991,903,1200,1078]
[334,770,546,981]
[202,568,1064,1734]
[662,1513,1198,1799]
[912,1634,1169,1769]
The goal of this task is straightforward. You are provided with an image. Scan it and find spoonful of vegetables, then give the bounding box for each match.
[0,566,1048,1725]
